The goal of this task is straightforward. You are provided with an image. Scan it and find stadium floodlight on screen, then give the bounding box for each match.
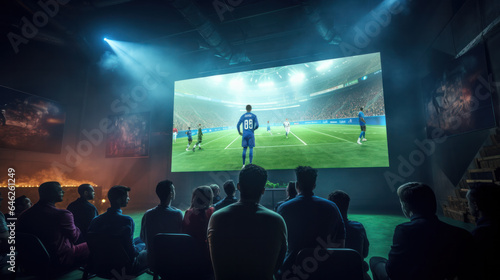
[171,52,389,172]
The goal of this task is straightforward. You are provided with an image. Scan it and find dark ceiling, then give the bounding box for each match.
[0,0,450,72]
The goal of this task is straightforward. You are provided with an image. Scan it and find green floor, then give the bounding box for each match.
[13,210,474,280]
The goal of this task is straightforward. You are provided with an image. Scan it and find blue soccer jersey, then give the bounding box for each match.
[237,112,259,147]
[358,111,366,125]
[186,130,192,141]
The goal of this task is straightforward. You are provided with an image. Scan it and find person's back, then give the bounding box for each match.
[208,164,287,280]
[88,185,146,270]
[209,202,286,280]
[467,183,500,280]
[277,167,345,276]
[370,182,473,280]
[141,180,183,249]
[17,182,88,267]
[67,184,98,243]
[214,180,238,211]
[183,185,214,246]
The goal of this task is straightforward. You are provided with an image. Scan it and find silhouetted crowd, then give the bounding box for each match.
[1,165,498,280]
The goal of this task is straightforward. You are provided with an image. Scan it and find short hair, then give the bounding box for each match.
[328,190,350,220]
[467,183,500,218]
[360,107,364,111]
[108,185,131,204]
[239,164,267,200]
[246,104,252,111]
[223,180,236,196]
[295,166,317,193]
[78,184,93,196]
[287,181,297,198]
[210,184,220,196]
[156,180,174,202]
[191,185,213,209]
[39,181,62,200]
[15,195,29,205]
[397,182,436,216]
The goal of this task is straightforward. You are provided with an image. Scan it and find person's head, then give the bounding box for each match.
[238,164,267,201]
[295,166,317,194]
[188,126,191,130]
[39,181,64,203]
[190,185,213,209]
[198,124,201,128]
[156,180,175,204]
[287,181,297,199]
[223,180,236,197]
[360,107,364,111]
[78,184,95,200]
[267,120,269,123]
[246,104,252,112]
[107,185,131,209]
[210,184,220,197]
[328,190,350,221]
[397,182,436,218]
[14,195,32,214]
[467,183,500,219]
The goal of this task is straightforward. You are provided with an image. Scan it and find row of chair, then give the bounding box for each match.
[15,233,364,280]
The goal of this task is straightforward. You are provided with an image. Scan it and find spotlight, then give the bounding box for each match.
[103,37,108,42]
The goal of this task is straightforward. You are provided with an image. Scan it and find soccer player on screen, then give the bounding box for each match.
[194,124,203,151]
[267,121,272,135]
[186,127,194,151]
[237,105,259,168]
[357,107,367,145]
[173,127,178,143]
[283,118,290,139]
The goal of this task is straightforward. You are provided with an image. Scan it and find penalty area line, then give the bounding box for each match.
[225,136,240,150]
[290,131,307,145]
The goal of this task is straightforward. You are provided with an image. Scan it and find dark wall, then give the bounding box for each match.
[417,0,500,211]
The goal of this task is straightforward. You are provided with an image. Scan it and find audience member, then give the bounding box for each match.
[208,164,287,280]
[328,190,371,280]
[140,180,183,249]
[182,185,214,246]
[370,182,473,280]
[213,180,238,211]
[0,192,8,268]
[277,166,345,277]
[13,195,32,218]
[210,184,222,205]
[67,184,98,244]
[88,185,147,273]
[17,181,89,267]
[467,183,500,280]
[274,181,297,211]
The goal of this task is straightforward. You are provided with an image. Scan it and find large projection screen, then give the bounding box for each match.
[171,53,388,172]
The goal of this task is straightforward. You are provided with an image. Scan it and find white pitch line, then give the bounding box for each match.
[225,144,306,149]
[203,133,233,146]
[301,126,353,143]
[290,131,307,145]
[225,136,240,150]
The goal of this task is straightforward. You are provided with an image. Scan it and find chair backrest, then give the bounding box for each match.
[86,232,132,278]
[16,232,51,274]
[151,233,212,280]
[294,248,364,280]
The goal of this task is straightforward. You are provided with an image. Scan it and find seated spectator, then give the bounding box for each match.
[467,183,500,280]
[210,184,222,205]
[182,185,214,246]
[13,195,32,218]
[67,184,98,244]
[274,181,297,211]
[17,181,89,267]
[214,180,238,211]
[140,180,183,249]
[328,190,370,280]
[370,182,473,280]
[0,192,8,268]
[277,166,345,277]
[88,185,146,273]
[208,164,287,280]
